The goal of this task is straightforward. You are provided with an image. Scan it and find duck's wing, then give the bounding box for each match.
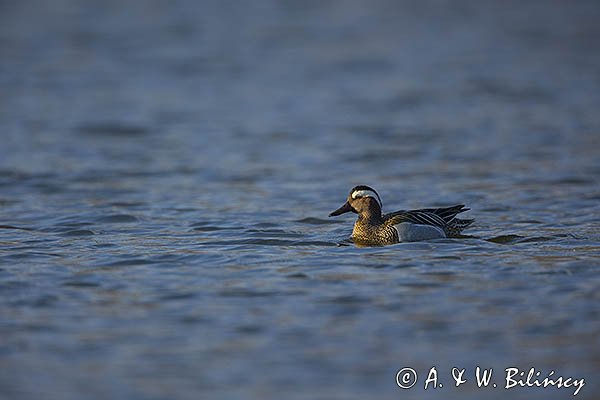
[385,204,471,229]
[385,210,447,228]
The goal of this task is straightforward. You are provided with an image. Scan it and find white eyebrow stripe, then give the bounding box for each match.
[351,189,378,199]
[351,189,382,207]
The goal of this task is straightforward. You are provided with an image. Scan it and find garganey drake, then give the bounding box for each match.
[329,185,474,246]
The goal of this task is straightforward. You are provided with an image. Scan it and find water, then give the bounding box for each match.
[1,1,599,399]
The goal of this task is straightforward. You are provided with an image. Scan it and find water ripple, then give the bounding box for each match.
[96,214,138,223]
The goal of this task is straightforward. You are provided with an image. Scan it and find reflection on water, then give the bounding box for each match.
[1,0,599,399]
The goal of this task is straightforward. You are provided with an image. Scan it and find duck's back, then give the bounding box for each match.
[384,205,474,238]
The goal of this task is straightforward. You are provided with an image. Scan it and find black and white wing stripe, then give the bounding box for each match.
[386,205,470,229]
[387,211,447,229]
[411,205,470,224]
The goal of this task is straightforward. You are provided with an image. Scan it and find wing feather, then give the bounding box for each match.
[385,204,470,228]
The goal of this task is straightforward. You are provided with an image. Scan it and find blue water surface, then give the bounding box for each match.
[1,1,599,399]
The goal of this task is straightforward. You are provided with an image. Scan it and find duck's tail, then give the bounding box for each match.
[445,217,475,237]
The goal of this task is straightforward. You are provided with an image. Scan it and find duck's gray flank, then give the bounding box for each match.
[329,185,474,246]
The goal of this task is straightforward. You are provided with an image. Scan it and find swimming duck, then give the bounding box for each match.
[329,185,474,246]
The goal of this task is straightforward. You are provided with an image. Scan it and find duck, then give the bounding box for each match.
[329,185,474,246]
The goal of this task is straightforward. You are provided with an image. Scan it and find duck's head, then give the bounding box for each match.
[329,185,383,217]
